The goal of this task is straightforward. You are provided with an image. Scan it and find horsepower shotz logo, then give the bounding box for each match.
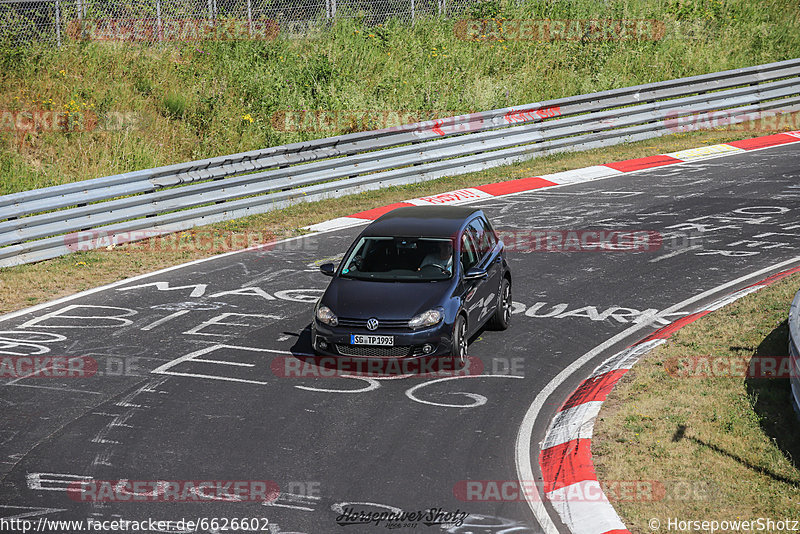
[335,507,467,527]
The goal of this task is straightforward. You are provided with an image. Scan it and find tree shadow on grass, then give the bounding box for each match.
[744,320,800,472]
[671,321,800,487]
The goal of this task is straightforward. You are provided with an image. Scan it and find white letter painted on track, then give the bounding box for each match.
[555,306,603,320]
[0,331,66,356]
[117,281,208,298]
[208,287,276,300]
[184,313,282,336]
[18,305,136,329]
[525,302,568,318]
[599,307,643,323]
[273,289,325,303]
[151,344,271,385]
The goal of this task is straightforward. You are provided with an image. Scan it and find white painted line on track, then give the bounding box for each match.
[140,310,191,331]
[154,371,269,386]
[0,505,68,520]
[648,244,704,263]
[295,377,380,393]
[404,374,524,408]
[516,254,800,534]
[3,383,101,394]
[191,358,255,367]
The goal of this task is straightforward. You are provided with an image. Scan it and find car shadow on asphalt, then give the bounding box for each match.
[283,323,491,377]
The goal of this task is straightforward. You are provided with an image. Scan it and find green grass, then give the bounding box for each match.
[1,0,799,195]
[593,272,800,533]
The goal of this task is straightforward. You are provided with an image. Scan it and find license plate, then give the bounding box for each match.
[350,334,394,346]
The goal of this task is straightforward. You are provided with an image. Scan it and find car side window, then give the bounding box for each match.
[481,217,498,251]
[467,220,484,257]
[460,232,479,272]
[468,217,497,257]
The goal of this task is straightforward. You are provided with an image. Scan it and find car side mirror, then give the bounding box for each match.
[320,263,335,277]
[464,267,488,280]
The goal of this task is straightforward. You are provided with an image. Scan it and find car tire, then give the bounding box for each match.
[450,314,468,370]
[489,278,511,331]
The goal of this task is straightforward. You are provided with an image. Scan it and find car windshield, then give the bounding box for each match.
[340,237,454,281]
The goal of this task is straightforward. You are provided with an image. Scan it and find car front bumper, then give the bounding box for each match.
[311,320,455,360]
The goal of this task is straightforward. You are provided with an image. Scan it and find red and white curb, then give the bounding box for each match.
[537,264,800,534]
[304,131,800,233]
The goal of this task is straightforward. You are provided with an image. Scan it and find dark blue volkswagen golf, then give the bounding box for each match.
[311,206,512,368]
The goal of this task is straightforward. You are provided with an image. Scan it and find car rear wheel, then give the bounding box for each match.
[450,314,468,369]
[489,278,511,330]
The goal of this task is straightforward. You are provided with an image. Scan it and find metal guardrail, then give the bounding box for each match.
[2,57,800,267]
[790,289,800,418]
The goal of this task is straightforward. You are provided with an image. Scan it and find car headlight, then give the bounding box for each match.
[316,305,338,326]
[408,308,443,329]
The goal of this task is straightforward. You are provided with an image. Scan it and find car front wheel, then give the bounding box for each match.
[450,314,468,369]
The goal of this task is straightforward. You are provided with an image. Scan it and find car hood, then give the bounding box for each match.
[322,277,451,320]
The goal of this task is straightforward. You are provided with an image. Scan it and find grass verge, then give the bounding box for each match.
[0,127,796,315]
[593,272,800,533]
[1,0,799,194]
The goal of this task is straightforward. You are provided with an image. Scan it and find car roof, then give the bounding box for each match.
[362,206,483,238]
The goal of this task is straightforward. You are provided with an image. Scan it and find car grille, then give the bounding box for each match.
[337,317,410,330]
[335,344,413,358]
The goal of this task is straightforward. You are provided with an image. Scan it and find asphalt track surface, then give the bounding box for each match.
[1,143,799,534]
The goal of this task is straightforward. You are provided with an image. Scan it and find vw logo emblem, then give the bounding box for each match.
[366,318,379,331]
